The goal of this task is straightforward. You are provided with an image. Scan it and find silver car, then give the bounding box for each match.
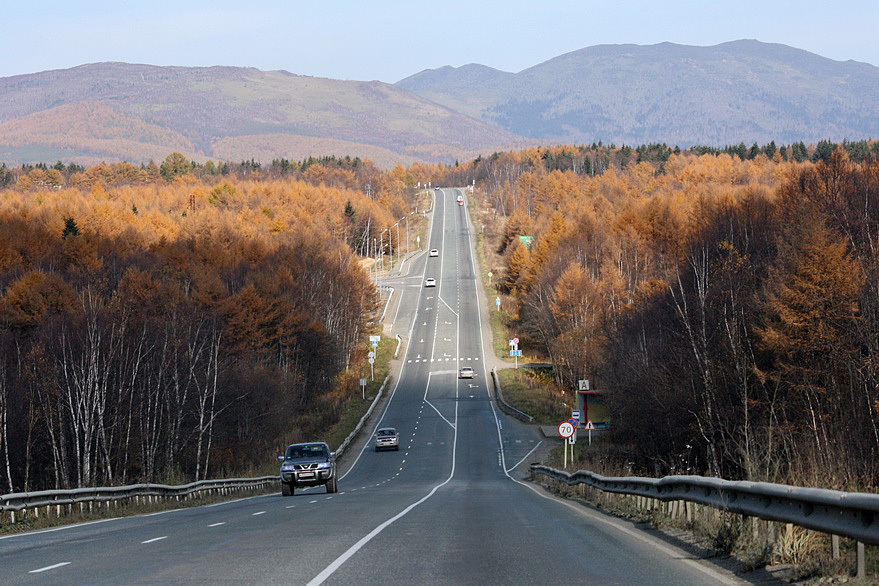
[374,427,400,451]
[459,366,475,379]
[425,278,436,287]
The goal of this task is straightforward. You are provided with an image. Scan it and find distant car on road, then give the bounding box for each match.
[459,366,475,379]
[425,278,436,287]
[374,427,400,451]
[278,442,337,496]
[456,194,464,206]
[429,249,439,257]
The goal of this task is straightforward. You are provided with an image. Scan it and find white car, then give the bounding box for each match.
[374,427,400,451]
[425,278,436,287]
[459,366,475,378]
[429,249,439,257]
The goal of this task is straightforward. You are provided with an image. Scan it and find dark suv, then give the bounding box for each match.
[278,442,338,496]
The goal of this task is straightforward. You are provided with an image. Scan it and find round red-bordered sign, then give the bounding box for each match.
[558,421,575,438]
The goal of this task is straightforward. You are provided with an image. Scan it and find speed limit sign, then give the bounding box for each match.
[558,421,575,439]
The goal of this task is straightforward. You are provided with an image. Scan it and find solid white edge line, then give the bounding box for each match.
[340,189,439,479]
[466,198,738,585]
[511,479,739,584]
[423,373,455,429]
[506,441,543,473]
[306,475,452,586]
[308,191,459,586]
[29,562,71,574]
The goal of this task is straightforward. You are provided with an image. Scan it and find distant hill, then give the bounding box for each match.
[3,41,878,167]
[0,62,525,166]
[397,40,879,146]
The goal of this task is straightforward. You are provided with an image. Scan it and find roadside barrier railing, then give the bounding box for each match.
[1,376,394,527]
[1,476,278,524]
[335,375,390,458]
[490,368,534,423]
[531,464,878,576]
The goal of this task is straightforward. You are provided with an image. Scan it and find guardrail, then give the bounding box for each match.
[1,376,393,527]
[531,464,878,576]
[335,375,390,459]
[490,368,534,423]
[1,476,278,524]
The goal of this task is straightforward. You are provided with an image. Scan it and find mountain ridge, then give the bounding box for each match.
[0,62,526,166]
[2,40,879,166]
[396,39,879,146]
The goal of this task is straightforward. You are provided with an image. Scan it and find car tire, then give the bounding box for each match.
[281,482,293,497]
[326,475,338,494]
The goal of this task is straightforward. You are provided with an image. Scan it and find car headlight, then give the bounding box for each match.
[281,463,294,471]
[316,462,332,469]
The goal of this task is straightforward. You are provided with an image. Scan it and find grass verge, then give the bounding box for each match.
[496,367,567,424]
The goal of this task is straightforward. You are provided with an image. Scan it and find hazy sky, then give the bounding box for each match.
[4,1,877,82]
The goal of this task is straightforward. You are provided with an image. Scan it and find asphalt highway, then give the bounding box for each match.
[0,188,744,585]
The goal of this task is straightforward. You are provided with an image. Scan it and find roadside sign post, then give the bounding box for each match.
[368,336,380,380]
[509,337,521,369]
[584,420,596,446]
[558,420,575,468]
[359,378,367,400]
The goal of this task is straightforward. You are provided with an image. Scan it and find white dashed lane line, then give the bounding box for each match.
[252,511,266,516]
[208,522,225,527]
[29,562,70,574]
[142,536,167,544]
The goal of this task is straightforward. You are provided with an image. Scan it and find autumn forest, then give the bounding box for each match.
[1,140,878,493]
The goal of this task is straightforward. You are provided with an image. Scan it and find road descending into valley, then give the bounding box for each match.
[0,189,742,584]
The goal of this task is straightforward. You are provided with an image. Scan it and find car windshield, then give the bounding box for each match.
[286,444,328,460]
[377,429,396,436]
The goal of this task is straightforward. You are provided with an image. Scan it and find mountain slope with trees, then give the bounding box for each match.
[0,155,431,491]
[437,141,879,489]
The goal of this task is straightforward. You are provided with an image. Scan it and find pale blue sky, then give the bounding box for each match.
[4,1,877,81]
